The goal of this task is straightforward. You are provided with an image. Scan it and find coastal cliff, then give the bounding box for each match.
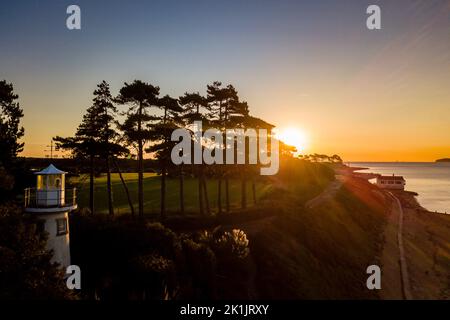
[338,165,450,299]
[67,161,449,300]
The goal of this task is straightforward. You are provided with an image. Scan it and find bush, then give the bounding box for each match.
[69,215,181,299]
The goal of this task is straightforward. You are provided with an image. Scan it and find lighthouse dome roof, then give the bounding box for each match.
[34,164,67,175]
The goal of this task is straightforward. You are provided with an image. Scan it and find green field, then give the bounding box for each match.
[69,173,271,215]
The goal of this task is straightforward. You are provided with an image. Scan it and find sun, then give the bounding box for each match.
[276,127,308,153]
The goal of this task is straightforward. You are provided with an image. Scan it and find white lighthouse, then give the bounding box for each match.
[24,164,77,269]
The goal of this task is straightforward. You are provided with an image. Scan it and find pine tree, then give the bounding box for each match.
[206,82,238,214]
[116,80,160,218]
[147,95,183,218]
[179,92,210,215]
[55,81,128,215]
[231,111,275,208]
[0,80,24,196]
[55,112,98,215]
[92,81,129,216]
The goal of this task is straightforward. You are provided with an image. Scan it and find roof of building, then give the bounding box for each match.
[34,164,67,175]
[378,175,405,181]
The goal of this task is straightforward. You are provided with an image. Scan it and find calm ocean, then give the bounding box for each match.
[349,162,450,214]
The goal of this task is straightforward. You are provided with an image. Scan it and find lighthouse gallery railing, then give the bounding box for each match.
[24,188,77,209]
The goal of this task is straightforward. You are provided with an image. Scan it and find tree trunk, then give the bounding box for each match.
[106,156,114,216]
[160,106,168,219]
[202,172,210,216]
[179,164,185,214]
[112,157,135,217]
[198,167,204,216]
[225,177,230,213]
[217,101,223,216]
[160,164,166,219]
[252,179,257,205]
[89,154,95,215]
[241,171,247,210]
[138,103,144,218]
[217,174,222,215]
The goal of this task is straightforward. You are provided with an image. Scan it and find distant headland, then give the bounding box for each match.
[435,158,450,163]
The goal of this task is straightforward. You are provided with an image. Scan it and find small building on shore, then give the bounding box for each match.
[375,174,406,190]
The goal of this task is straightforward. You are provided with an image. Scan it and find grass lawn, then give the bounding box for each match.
[69,173,271,215]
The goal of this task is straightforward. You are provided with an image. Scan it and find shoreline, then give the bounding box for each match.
[393,190,447,215]
[341,163,448,215]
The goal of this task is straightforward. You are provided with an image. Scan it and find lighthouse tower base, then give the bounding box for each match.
[40,211,71,269]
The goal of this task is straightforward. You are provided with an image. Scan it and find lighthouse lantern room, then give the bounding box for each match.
[24,164,77,269]
[36,164,66,207]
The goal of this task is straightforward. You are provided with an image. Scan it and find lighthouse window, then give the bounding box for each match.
[56,218,68,235]
[37,175,44,190]
[48,175,56,188]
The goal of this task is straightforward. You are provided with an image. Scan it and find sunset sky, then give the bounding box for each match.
[1,0,449,161]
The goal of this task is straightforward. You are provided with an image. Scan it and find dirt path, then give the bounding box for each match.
[382,190,450,299]
[383,192,413,299]
[305,176,344,209]
[380,193,404,299]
